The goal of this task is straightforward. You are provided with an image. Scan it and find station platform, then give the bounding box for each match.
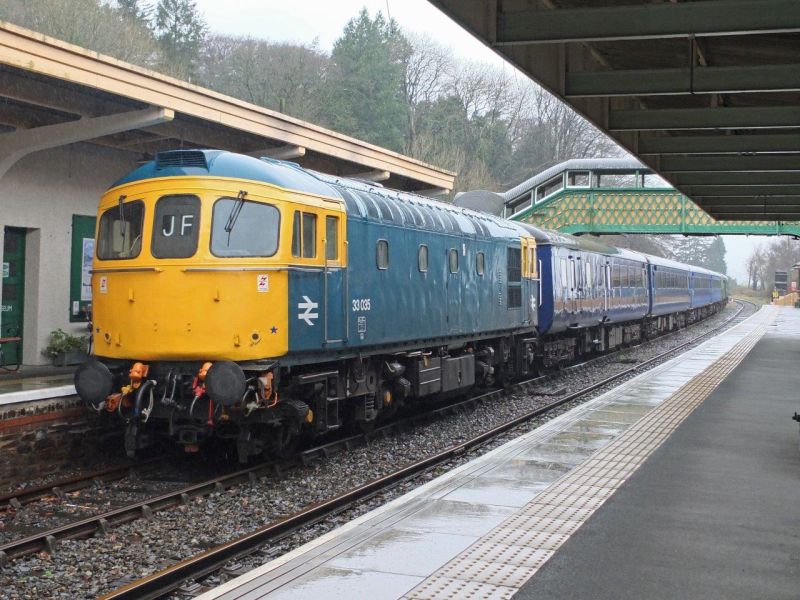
[197,305,798,600]
[0,365,76,406]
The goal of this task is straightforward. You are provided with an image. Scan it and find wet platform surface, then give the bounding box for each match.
[515,307,800,600]
[198,305,788,600]
[0,365,77,405]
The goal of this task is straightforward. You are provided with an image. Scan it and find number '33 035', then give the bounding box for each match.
[352,298,371,311]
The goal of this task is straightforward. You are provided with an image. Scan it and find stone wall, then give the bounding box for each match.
[0,397,124,488]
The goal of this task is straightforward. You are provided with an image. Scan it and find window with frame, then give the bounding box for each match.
[508,247,522,308]
[152,195,200,259]
[535,175,564,202]
[567,170,590,187]
[97,200,145,260]
[211,198,280,258]
[325,215,338,261]
[291,210,317,258]
[570,260,577,290]
[448,248,459,273]
[509,248,522,283]
[526,246,537,278]
[476,251,485,276]
[418,244,428,272]
[376,239,389,270]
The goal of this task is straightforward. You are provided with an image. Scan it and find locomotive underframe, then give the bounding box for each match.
[91,299,727,462]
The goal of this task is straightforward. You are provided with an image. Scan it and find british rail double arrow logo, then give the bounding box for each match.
[297,296,319,326]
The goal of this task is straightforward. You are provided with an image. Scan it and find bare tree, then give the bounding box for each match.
[402,32,452,155]
[0,0,159,67]
[199,35,328,123]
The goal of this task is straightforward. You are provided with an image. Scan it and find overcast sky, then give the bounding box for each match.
[192,0,759,281]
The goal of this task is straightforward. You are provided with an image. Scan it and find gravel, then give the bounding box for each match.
[0,301,752,600]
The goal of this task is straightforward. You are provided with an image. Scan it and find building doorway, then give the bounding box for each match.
[1,227,25,367]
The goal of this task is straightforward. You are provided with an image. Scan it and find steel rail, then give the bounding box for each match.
[0,459,286,564]
[100,300,748,600]
[0,459,160,511]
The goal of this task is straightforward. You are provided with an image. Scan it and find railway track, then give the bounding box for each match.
[0,459,161,511]
[97,300,750,600]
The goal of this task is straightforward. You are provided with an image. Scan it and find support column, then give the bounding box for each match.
[0,107,174,180]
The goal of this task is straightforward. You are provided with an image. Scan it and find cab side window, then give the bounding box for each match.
[292,211,317,258]
[325,215,338,261]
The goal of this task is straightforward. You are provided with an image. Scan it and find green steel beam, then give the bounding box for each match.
[609,106,800,131]
[659,155,800,172]
[640,134,800,155]
[698,205,800,213]
[683,185,800,197]
[670,172,800,186]
[496,0,800,45]
[692,196,800,210]
[566,64,800,97]
[711,213,800,221]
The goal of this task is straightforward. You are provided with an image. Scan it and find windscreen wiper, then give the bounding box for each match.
[118,194,127,240]
[224,189,248,244]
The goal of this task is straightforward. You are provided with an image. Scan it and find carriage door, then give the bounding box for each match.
[568,256,578,314]
[1,228,25,366]
[574,256,584,315]
[521,237,537,325]
[323,215,346,345]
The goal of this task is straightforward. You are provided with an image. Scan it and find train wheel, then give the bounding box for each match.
[269,424,300,458]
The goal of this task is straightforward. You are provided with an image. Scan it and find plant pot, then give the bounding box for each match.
[52,350,88,367]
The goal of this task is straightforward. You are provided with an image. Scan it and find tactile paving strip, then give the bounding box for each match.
[403,310,774,600]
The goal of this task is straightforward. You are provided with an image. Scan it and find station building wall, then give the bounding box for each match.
[0,143,133,365]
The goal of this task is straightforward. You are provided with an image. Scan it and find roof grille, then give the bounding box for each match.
[155,150,208,170]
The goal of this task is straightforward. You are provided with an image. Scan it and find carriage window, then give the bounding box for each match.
[152,195,200,259]
[570,260,577,290]
[97,200,145,260]
[509,248,522,283]
[508,248,522,309]
[376,239,389,270]
[418,244,428,272]
[476,251,485,276]
[325,216,338,261]
[585,262,592,288]
[611,265,621,288]
[526,247,537,278]
[212,199,280,257]
[449,248,459,273]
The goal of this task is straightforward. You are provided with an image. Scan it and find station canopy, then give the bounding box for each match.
[430,0,800,221]
[0,21,454,194]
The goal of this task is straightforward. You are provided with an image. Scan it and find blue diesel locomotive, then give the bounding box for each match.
[74,150,728,460]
